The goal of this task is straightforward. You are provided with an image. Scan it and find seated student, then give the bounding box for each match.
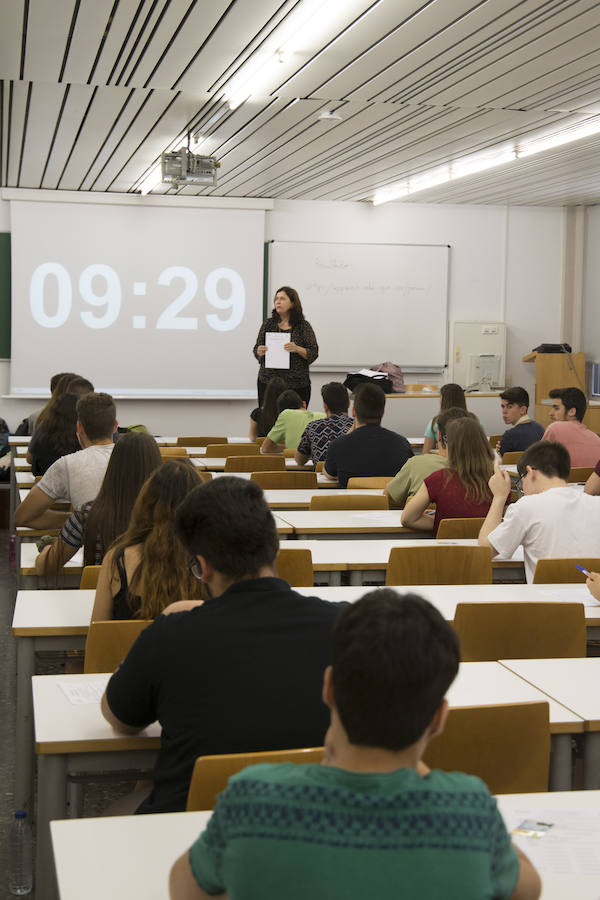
[34,432,162,574]
[324,383,413,487]
[14,371,81,437]
[479,440,600,583]
[92,459,205,621]
[584,457,600,495]
[27,392,80,476]
[260,389,325,453]
[542,387,600,466]
[248,377,287,440]
[422,383,467,454]
[497,387,545,456]
[26,374,94,467]
[101,476,342,814]
[295,381,353,465]
[385,407,468,508]
[170,589,540,900]
[402,417,494,535]
[14,392,117,531]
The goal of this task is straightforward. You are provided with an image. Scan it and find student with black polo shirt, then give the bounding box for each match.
[323,383,413,488]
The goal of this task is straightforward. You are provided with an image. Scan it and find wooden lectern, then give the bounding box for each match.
[522,350,586,427]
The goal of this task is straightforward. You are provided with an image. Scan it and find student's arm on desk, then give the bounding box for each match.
[511,846,541,900]
[401,483,434,531]
[14,485,69,530]
[100,691,145,735]
[170,853,227,900]
[260,436,284,454]
[478,461,512,551]
[585,470,600,495]
[35,538,77,575]
[91,549,118,621]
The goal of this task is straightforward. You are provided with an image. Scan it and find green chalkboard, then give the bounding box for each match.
[0,233,10,359]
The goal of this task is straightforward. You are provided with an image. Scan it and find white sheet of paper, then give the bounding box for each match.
[505,808,600,877]
[541,587,600,607]
[265,332,290,369]
[59,680,106,705]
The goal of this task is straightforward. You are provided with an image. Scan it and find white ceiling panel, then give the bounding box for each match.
[17,82,67,187]
[0,1,26,80]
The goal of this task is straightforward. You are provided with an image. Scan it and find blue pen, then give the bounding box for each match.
[575,564,591,577]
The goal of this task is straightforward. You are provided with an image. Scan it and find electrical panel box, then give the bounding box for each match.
[450,321,506,389]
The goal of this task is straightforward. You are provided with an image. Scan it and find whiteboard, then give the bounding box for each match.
[268,241,450,368]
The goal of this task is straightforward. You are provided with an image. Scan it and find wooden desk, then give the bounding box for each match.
[276,509,417,539]
[209,470,340,487]
[500,658,600,789]
[19,543,82,589]
[197,457,314,471]
[262,488,384,508]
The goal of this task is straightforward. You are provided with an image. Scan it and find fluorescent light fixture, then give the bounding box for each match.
[451,148,516,178]
[518,116,600,157]
[139,165,162,195]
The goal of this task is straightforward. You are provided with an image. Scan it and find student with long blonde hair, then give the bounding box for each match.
[92,459,206,620]
[402,417,494,536]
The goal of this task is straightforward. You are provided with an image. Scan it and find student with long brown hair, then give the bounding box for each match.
[92,458,206,621]
[402,417,494,536]
[27,374,95,474]
[422,383,467,454]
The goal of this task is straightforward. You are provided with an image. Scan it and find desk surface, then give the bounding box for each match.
[290,538,522,570]
[276,509,411,534]
[13,590,95,635]
[20,543,82,574]
[262,488,383,508]
[500,658,600,730]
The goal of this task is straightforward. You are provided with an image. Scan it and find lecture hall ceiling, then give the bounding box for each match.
[1,0,599,205]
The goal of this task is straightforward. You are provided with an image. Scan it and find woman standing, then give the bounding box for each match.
[253,286,318,405]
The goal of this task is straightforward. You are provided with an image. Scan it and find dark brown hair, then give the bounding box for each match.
[271,286,305,327]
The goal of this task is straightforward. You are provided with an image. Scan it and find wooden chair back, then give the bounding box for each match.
[568,466,594,483]
[80,565,101,589]
[309,494,389,510]
[187,747,324,811]
[453,602,586,661]
[488,433,502,450]
[315,460,325,472]
[209,443,260,457]
[533,557,600,583]
[251,471,318,489]
[404,383,437,392]
[386,546,492,585]
[255,437,266,447]
[283,448,297,458]
[424,702,550,794]
[159,446,188,458]
[347,476,394,489]
[84,619,152,673]
[224,456,286,472]
[276,547,313,586]
[197,471,213,483]
[176,436,227,447]
[436,518,485,539]
[501,451,523,465]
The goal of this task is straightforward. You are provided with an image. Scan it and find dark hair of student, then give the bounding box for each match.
[50,372,77,393]
[444,417,494,505]
[548,387,587,422]
[36,373,95,428]
[321,382,349,415]
[436,407,470,448]
[83,433,163,566]
[257,377,288,435]
[431,383,467,433]
[36,393,80,458]
[332,589,460,751]
[517,440,571,481]
[277,389,303,412]
[175,476,279,580]
[270,286,304,328]
[353,383,386,424]
[76,392,116,441]
[499,386,529,409]
[109,459,205,618]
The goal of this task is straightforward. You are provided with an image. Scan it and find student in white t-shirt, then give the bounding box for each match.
[14,392,117,531]
[478,440,600,582]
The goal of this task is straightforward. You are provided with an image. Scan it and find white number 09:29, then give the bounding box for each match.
[29,263,245,332]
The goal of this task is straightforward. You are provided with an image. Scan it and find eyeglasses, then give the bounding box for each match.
[515,466,536,496]
[188,558,203,582]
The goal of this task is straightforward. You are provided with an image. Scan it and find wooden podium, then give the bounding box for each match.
[522,350,588,427]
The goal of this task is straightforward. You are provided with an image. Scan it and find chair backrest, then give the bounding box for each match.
[251,471,317,489]
[310,493,389,510]
[386,546,492,585]
[404,383,437,392]
[501,451,523,465]
[176,436,227,447]
[424,702,550,794]
[79,565,101,589]
[187,747,324,811]
[453,602,586,661]
[283,448,297,458]
[276,547,313,586]
[315,460,325,472]
[84,619,152,673]
[209,443,260,457]
[568,466,594,483]
[197,471,213,483]
[436,518,485,539]
[347,476,394,489]
[533,557,600,583]
[159,446,188,458]
[488,433,502,450]
[224,455,286,472]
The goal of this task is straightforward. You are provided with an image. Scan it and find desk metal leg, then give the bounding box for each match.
[584,732,600,789]
[328,571,342,586]
[549,734,572,791]
[15,638,35,815]
[36,754,67,900]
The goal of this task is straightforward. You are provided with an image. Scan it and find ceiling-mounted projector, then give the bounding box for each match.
[161,149,220,186]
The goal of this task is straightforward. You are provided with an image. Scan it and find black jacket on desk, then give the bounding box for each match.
[105,577,343,814]
[325,423,414,488]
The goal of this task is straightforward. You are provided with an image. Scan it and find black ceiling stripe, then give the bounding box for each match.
[105,89,182,190]
[170,0,242,91]
[142,0,198,88]
[55,85,98,188]
[6,81,13,185]
[19,0,30,80]
[78,88,136,189]
[515,56,600,108]
[106,0,146,84]
[88,88,156,189]
[58,0,82,83]
[39,83,70,188]
[88,0,121,84]
[125,0,173,87]
[114,0,160,86]
[16,81,32,187]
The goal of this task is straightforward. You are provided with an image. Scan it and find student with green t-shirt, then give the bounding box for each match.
[170,591,540,900]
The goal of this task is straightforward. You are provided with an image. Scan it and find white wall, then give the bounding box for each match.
[0,195,568,436]
[582,206,600,364]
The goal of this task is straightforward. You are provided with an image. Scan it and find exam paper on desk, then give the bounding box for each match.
[59,681,106,705]
[504,809,600,878]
